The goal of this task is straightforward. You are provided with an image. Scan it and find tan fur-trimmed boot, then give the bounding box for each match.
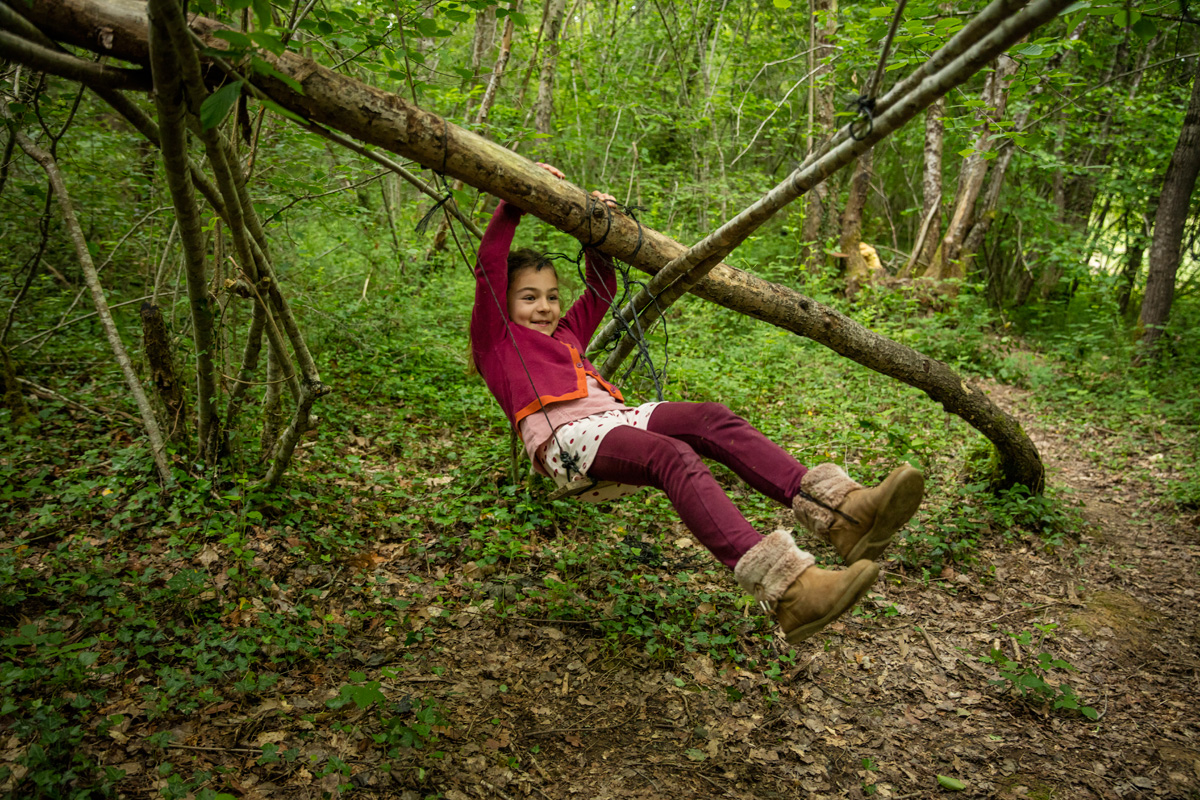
[792,463,925,564]
[734,530,880,644]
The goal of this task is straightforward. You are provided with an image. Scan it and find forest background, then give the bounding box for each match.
[1,0,1199,798]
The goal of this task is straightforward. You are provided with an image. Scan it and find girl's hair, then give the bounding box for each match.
[507,247,557,281]
[467,249,559,377]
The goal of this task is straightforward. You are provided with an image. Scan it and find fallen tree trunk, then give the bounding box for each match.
[5,0,1046,491]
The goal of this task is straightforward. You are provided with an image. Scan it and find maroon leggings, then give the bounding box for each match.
[586,402,807,568]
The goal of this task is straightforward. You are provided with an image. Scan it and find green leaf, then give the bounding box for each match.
[1131,17,1156,41]
[251,0,272,29]
[937,775,966,791]
[199,81,243,130]
[251,56,304,94]
[249,31,285,55]
[213,30,254,49]
[1059,1,1091,14]
[869,6,892,16]
[444,9,470,22]
[1015,43,1044,57]
[416,17,439,36]
[772,0,792,8]
[1081,705,1099,720]
[259,97,305,124]
[685,748,707,761]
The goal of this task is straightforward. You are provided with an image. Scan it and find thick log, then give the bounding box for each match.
[4,0,1045,491]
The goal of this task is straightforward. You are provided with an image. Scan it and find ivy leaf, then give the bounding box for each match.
[199,81,243,130]
[937,775,967,791]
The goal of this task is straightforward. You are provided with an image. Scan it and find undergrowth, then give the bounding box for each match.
[2,259,1196,796]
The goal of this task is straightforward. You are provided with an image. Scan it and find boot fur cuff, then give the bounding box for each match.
[793,463,863,539]
[733,530,815,608]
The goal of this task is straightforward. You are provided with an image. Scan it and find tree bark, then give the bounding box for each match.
[1137,56,1200,358]
[146,0,221,458]
[912,99,944,276]
[798,0,837,270]
[140,301,187,443]
[8,0,1064,491]
[839,147,875,291]
[533,0,567,139]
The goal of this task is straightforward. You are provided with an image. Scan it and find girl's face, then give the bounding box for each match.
[507,267,560,336]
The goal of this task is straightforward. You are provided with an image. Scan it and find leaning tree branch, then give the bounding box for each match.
[12,127,172,484]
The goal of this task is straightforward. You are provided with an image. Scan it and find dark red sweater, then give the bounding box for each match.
[470,201,624,428]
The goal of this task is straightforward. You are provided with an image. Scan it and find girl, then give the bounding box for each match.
[470,164,924,643]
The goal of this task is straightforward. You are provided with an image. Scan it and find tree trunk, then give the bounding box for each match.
[798,0,837,270]
[1,344,30,423]
[534,0,567,138]
[140,301,187,444]
[146,0,221,458]
[1117,205,1153,317]
[10,0,1069,492]
[925,54,1018,280]
[1137,56,1200,358]
[839,147,875,291]
[910,99,944,277]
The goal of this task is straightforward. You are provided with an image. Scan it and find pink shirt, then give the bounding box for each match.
[518,374,627,474]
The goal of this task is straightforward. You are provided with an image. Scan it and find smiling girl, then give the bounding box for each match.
[469,164,924,644]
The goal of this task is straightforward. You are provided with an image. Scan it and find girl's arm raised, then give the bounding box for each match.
[470,200,522,355]
[562,191,621,348]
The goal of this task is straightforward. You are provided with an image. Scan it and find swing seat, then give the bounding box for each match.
[546,476,621,502]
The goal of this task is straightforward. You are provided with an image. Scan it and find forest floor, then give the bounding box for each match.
[5,371,1199,800]
[365,381,1195,800]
